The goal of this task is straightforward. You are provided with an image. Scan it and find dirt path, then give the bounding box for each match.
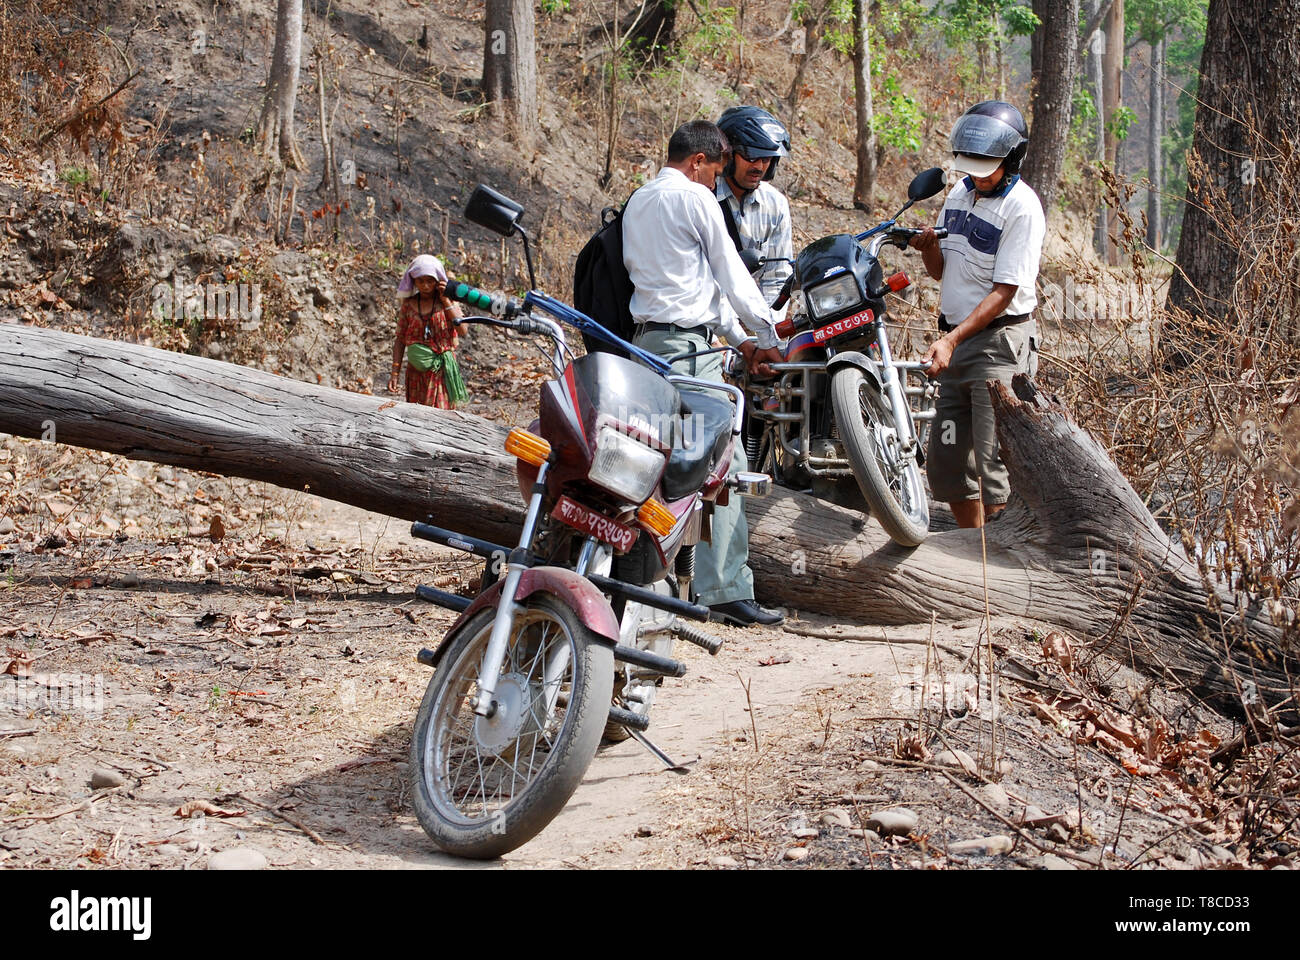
[0,480,926,870]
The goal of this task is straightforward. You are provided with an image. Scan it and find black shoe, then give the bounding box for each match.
[709,599,784,628]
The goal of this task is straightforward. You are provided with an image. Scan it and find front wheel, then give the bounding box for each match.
[410,594,614,859]
[830,366,930,547]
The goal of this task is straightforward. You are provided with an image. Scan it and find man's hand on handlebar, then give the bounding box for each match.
[739,341,782,378]
[922,335,954,378]
[908,227,940,253]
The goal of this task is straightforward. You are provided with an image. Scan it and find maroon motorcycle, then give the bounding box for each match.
[407,186,768,859]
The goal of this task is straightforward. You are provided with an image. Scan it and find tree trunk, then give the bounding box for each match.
[0,325,523,545]
[1,326,1291,718]
[1146,35,1163,251]
[1086,0,1108,257]
[1100,0,1124,265]
[255,0,305,171]
[851,0,876,209]
[626,0,677,59]
[1022,0,1080,219]
[786,10,821,120]
[482,0,538,145]
[746,376,1292,720]
[1166,0,1300,323]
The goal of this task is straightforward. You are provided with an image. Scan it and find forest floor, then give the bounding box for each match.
[2,0,1289,872]
[1,439,1287,871]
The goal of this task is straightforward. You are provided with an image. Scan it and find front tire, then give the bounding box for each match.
[830,366,930,547]
[410,594,614,859]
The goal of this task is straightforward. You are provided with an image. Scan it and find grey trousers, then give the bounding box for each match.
[633,326,754,607]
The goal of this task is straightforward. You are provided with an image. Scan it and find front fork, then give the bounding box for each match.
[470,462,551,717]
[871,322,919,458]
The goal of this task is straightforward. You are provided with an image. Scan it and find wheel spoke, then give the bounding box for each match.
[414,595,612,853]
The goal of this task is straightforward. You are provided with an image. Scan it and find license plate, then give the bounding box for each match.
[552,496,639,553]
[813,308,874,344]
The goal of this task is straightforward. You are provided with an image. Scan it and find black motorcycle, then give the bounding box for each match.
[735,167,949,546]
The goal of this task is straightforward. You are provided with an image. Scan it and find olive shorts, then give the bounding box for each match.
[926,321,1038,505]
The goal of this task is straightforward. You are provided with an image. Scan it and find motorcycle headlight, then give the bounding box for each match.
[806,274,863,321]
[588,426,667,503]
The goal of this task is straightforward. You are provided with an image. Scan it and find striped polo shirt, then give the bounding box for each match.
[935,174,1045,324]
[716,178,793,320]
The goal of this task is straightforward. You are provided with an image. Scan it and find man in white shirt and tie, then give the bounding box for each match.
[622,119,784,627]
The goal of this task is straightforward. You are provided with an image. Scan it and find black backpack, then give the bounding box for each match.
[573,201,637,358]
[572,192,744,358]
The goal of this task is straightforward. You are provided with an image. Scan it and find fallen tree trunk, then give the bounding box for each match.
[0,324,524,545]
[1,325,1292,717]
[747,376,1293,717]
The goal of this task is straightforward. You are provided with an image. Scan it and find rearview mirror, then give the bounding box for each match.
[464,184,525,237]
[907,167,947,203]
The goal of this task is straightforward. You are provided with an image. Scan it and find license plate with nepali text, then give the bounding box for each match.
[813,308,873,344]
[552,496,639,553]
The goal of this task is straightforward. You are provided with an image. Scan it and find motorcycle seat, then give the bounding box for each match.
[661,391,735,501]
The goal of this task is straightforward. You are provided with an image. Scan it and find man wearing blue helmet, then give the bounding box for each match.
[909,101,1046,529]
[715,106,794,321]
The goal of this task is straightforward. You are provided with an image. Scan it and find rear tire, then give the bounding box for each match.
[410,595,614,859]
[830,366,929,547]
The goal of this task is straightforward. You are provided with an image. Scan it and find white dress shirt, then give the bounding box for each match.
[622,166,779,349]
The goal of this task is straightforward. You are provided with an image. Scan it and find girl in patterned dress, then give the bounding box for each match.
[388,255,468,408]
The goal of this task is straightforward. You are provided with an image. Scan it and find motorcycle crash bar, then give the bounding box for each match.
[414,585,472,613]
[410,521,510,564]
[586,572,712,622]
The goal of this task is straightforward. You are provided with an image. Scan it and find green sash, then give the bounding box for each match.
[406,344,468,406]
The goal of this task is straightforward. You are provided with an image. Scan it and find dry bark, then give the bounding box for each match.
[482,0,538,144]
[850,0,876,208]
[1167,0,1300,321]
[1,326,1291,716]
[255,0,306,171]
[1022,0,1079,218]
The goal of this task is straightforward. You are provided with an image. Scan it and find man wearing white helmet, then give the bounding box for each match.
[909,101,1046,528]
[714,106,794,321]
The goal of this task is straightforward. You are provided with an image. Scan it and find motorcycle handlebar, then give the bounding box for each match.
[774,223,949,313]
[445,280,523,319]
[887,226,949,246]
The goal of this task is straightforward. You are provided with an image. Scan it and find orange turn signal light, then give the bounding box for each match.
[637,498,676,537]
[505,428,551,466]
[886,271,911,292]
